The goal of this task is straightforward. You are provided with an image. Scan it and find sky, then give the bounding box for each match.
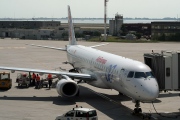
[0,0,180,18]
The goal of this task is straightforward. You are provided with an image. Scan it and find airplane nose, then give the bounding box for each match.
[143,79,159,101]
[148,85,159,100]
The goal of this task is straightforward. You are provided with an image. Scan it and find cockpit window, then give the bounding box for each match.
[135,72,146,78]
[133,71,155,79]
[145,72,154,78]
[127,71,134,78]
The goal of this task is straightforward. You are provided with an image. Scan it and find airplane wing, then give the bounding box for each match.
[0,66,95,80]
[27,44,66,51]
[89,43,109,48]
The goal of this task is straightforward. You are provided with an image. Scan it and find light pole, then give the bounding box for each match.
[104,0,109,41]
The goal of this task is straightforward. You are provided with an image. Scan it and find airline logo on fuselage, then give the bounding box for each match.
[96,57,107,64]
[105,64,117,83]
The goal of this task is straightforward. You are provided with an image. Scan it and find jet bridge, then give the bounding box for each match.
[144,51,180,91]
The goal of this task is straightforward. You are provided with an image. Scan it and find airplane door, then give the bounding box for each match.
[119,68,128,81]
[119,68,125,81]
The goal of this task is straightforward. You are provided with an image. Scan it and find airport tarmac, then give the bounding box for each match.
[0,38,180,120]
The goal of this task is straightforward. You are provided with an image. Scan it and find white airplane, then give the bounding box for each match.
[0,6,159,114]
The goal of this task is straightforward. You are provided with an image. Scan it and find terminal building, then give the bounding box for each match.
[0,21,60,29]
[151,21,180,40]
[0,21,104,40]
[1,20,180,40]
[0,21,62,40]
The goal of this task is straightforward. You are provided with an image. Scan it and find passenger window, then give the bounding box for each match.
[88,110,97,117]
[127,71,134,78]
[135,72,146,78]
[65,110,74,117]
[1,74,9,80]
[146,72,154,78]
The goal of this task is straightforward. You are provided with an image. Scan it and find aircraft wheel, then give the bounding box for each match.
[9,85,12,89]
[119,92,124,95]
[133,108,142,114]
[138,108,142,113]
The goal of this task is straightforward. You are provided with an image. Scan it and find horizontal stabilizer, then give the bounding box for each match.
[27,44,66,51]
[89,43,109,48]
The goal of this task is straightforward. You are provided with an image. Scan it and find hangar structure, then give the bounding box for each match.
[0,21,105,40]
[0,21,62,40]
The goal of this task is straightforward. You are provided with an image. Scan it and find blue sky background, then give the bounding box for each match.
[0,0,180,18]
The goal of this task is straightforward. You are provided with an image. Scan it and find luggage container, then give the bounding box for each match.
[16,73,30,87]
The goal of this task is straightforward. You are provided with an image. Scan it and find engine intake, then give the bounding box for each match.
[56,75,79,97]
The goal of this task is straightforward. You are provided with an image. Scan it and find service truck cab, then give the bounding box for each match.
[55,106,98,120]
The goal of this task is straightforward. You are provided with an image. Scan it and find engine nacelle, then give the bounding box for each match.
[56,75,79,97]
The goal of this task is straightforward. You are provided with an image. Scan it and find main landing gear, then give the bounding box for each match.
[69,68,78,73]
[133,100,152,119]
[69,68,83,84]
[133,100,142,114]
[69,69,79,80]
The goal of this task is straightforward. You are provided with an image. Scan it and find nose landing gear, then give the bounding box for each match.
[133,100,142,114]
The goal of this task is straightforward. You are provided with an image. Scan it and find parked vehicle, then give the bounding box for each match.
[0,72,12,89]
[16,73,30,87]
[40,79,48,88]
[55,105,98,120]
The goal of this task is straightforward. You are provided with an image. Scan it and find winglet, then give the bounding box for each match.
[68,5,77,45]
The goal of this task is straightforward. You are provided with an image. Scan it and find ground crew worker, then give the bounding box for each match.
[36,74,40,89]
[47,74,52,89]
[32,72,36,86]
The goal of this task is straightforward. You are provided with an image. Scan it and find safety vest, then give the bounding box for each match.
[36,76,40,81]
[48,74,52,79]
[32,74,36,79]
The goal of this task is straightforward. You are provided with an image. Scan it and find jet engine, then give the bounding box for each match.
[56,75,79,97]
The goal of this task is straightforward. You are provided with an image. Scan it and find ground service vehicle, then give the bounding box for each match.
[0,72,12,89]
[55,106,98,120]
[16,73,30,87]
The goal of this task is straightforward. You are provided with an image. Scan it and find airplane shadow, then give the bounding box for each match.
[0,95,76,105]
[0,89,10,92]
[0,85,140,119]
[143,98,162,103]
[0,85,179,119]
[158,92,180,98]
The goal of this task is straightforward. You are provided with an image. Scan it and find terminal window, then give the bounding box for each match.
[166,67,170,77]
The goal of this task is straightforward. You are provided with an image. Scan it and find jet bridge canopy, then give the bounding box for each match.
[144,53,165,90]
[144,51,180,91]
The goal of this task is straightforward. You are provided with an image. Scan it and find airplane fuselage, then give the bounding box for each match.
[66,45,159,102]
